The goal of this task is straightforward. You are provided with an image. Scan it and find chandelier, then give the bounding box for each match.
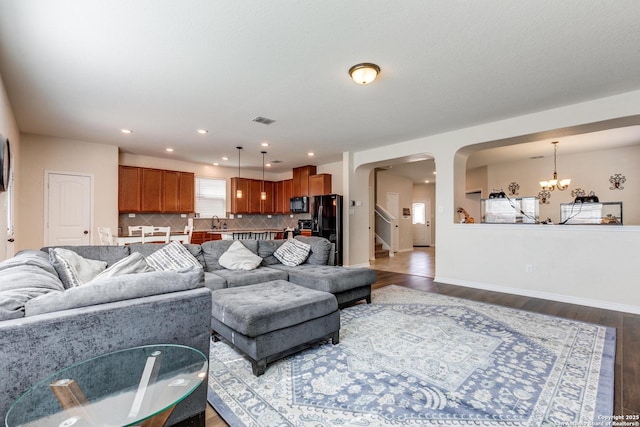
[539,141,570,191]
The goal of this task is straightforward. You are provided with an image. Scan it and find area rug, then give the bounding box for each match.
[207,285,615,426]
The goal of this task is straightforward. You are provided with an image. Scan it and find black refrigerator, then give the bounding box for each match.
[311,194,343,266]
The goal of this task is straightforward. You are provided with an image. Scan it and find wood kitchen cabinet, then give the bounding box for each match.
[309,173,332,196]
[178,172,195,212]
[231,178,276,214]
[163,171,195,213]
[261,181,275,214]
[292,165,316,197]
[118,166,195,213]
[230,178,250,213]
[141,168,163,212]
[274,179,293,214]
[118,166,141,212]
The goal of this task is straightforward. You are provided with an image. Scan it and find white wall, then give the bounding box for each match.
[0,74,20,260]
[348,89,640,313]
[17,135,119,251]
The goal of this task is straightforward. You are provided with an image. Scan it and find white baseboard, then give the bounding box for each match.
[435,275,640,315]
[349,262,372,268]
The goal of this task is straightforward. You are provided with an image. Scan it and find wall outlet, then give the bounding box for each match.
[229,214,234,219]
[180,214,187,218]
[267,215,272,219]
[525,264,533,273]
[128,213,136,218]
[237,214,242,218]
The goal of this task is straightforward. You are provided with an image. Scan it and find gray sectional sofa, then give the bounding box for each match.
[0,236,376,425]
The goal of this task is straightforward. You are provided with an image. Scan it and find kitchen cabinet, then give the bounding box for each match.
[274,179,293,214]
[249,179,262,213]
[292,165,316,197]
[118,166,141,212]
[231,178,277,214]
[178,172,195,212]
[261,181,275,214]
[190,231,221,245]
[230,178,250,213]
[141,168,163,212]
[118,166,195,213]
[309,173,331,196]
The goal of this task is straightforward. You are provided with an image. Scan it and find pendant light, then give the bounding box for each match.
[236,146,243,198]
[260,151,267,200]
[539,141,570,191]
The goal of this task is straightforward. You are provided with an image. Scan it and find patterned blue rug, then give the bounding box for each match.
[207,285,615,426]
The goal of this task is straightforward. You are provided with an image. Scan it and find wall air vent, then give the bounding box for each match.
[252,116,276,125]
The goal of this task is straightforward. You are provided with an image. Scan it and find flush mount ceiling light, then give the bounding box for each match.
[540,141,571,191]
[349,63,380,85]
[236,146,243,199]
[120,129,133,134]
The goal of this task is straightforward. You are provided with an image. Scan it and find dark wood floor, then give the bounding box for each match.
[206,269,640,425]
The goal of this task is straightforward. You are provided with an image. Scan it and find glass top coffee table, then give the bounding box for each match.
[5,344,208,427]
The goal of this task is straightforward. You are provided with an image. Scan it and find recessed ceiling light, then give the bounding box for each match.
[221,156,229,161]
[266,163,272,167]
[166,148,174,152]
[307,152,315,157]
[433,171,437,175]
[121,129,132,134]
[261,142,270,147]
[213,162,219,166]
[424,180,429,183]
[197,129,208,134]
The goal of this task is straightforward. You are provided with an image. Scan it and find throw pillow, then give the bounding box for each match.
[145,240,202,271]
[274,239,311,267]
[295,236,332,265]
[218,241,263,270]
[49,248,107,288]
[91,252,154,282]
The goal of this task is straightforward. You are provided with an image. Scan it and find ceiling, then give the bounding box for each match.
[1,1,640,174]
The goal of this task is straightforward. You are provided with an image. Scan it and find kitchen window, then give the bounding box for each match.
[195,177,226,218]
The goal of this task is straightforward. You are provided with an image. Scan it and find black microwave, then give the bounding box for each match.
[290,196,309,213]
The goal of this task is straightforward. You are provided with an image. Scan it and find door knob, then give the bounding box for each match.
[83,230,89,234]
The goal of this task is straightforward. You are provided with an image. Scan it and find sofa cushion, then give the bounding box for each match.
[41,245,130,268]
[127,243,205,269]
[210,280,338,337]
[201,240,258,271]
[0,250,65,320]
[49,248,107,288]
[218,241,263,270]
[274,239,310,266]
[272,264,377,294]
[92,252,154,281]
[203,272,227,291]
[25,266,203,317]
[145,241,202,271]
[257,240,285,266]
[212,267,287,288]
[295,236,332,265]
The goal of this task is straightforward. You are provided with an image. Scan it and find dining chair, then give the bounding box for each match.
[232,232,252,240]
[128,225,145,236]
[253,231,267,240]
[141,226,171,243]
[97,227,114,245]
[181,225,193,244]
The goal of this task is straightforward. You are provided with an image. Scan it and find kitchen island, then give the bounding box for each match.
[190,229,284,244]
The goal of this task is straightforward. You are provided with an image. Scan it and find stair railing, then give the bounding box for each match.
[374,204,394,257]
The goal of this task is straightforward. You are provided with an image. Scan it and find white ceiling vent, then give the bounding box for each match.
[252,116,276,125]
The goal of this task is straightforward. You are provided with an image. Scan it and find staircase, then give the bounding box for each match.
[375,242,389,259]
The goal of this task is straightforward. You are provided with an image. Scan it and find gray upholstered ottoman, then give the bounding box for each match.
[210,280,340,376]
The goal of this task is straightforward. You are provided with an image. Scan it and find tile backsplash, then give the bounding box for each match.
[118,213,310,234]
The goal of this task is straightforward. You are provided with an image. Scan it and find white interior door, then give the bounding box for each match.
[46,172,92,246]
[386,192,399,253]
[412,199,432,246]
